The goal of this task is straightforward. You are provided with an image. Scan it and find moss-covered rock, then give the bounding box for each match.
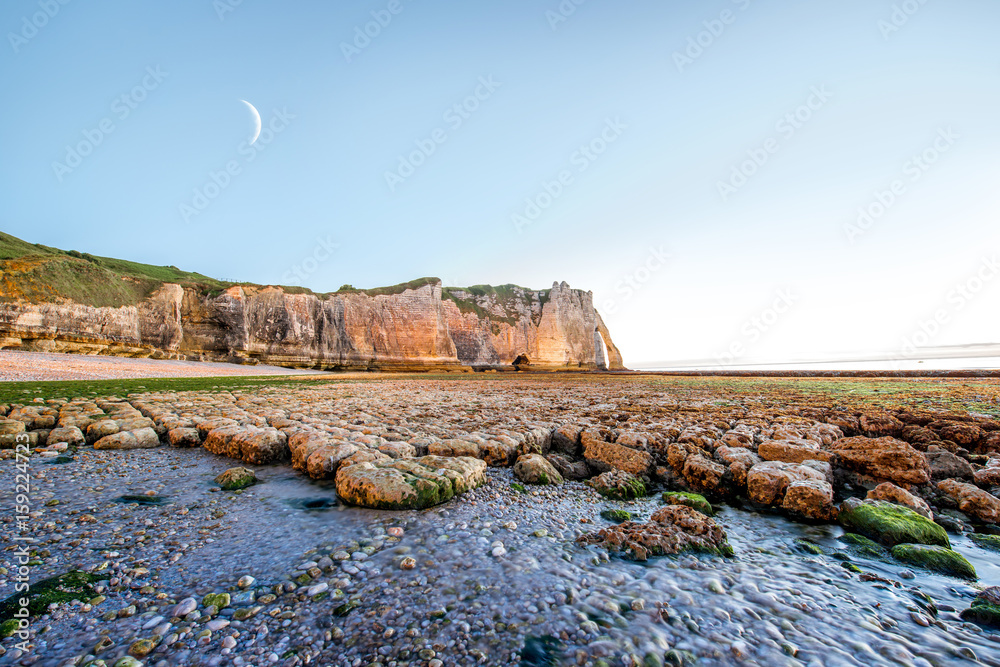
[960,601,1000,628]
[0,570,107,625]
[202,592,230,609]
[838,533,889,560]
[889,544,976,580]
[0,618,21,639]
[336,455,487,510]
[587,470,646,501]
[600,509,633,523]
[793,538,824,555]
[215,467,257,491]
[838,498,949,548]
[969,533,1000,552]
[662,491,713,516]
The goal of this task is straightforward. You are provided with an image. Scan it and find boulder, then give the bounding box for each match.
[479,440,518,467]
[306,444,362,479]
[513,454,563,485]
[377,442,417,459]
[546,453,589,481]
[167,427,202,448]
[46,426,85,447]
[890,543,976,580]
[746,461,825,506]
[937,479,1000,524]
[335,455,486,510]
[974,459,1000,487]
[576,504,732,561]
[85,420,119,444]
[837,498,949,548]
[758,438,834,464]
[550,424,584,457]
[830,436,930,487]
[866,482,933,519]
[662,491,713,516]
[714,445,760,489]
[0,420,25,435]
[94,428,160,450]
[215,467,257,491]
[979,431,1000,454]
[859,411,904,437]
[428,439,482,459]
[960,587,1000,628]
[925,447,974,481]
[586,470,646,500]
[931,421,982,447]
[582,430,653,477]
[681,454,726,494]
[204,426,288,465]
[781,479,837,521]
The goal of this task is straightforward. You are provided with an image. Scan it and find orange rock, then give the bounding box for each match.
[830,436,929,486]
[938,479,1000,524]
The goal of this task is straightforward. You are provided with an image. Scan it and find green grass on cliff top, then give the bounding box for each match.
[1,230,547,317]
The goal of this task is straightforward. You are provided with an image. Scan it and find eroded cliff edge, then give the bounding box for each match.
[0,278,624,371]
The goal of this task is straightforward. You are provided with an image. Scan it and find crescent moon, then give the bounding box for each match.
[241,99,262,145]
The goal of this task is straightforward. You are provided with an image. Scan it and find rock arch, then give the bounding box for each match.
[594,329,609,370]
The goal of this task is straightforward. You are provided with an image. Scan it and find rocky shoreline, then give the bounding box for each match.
[2,376,1000,666]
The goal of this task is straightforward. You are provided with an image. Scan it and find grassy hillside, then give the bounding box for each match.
[0,231,229,307]
[0,230,546,312]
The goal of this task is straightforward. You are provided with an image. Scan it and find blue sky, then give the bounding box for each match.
[1,0,998,367]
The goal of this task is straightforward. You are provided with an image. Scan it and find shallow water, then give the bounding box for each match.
[3,447,1000,666]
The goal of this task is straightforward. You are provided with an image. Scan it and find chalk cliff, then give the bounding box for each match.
[0,231,623,370]
[0,274,623,371]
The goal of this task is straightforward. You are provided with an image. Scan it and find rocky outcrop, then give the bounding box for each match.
[0,280,624,371]
[576,505,732,561]
[335,456,487,510]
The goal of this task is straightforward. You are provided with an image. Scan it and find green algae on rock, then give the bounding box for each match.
[215,466,258,491]
[0,570,107,625]
[335,455,487,510]
[969,533,1000,552]
[889,544,977,580]
[587,470,646,501]
[662,491,714,516]
[600,509,633,523]
[960,587,1000,628]
[837,498,949,548]
[838,533,889,560]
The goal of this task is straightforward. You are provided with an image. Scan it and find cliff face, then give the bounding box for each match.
[0,280,625,371]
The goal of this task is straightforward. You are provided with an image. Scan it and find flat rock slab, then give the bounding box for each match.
[94,427,160,450]
[336,455,487,510]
